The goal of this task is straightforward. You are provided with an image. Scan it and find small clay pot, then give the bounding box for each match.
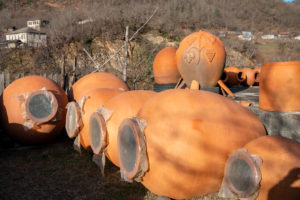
[221,135,300,200]
[176,30,226,88]
[259,61,300,112]
[240,68,256,87]
[0,76,68,145]
[117,89,266,199]
[65,88,123,150]
[89,90,156,166]
[153,47,181,84]
[223,67,245,87]
[70,72,129,101]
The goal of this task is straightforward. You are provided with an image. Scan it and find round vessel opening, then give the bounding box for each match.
[226,155,260,197]
[254,72,260,82]
[237,72,245,82]
[26,91,58,123]
[118,119,143,179]
[221,72,228,82]
[89,112,106,154]
[65,102,80,138]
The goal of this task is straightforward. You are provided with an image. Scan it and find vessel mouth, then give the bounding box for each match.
[237,72,245,82]
[89,112,107,154]
[118,118,143,180]
[25,90,58,124]
[221,71,229,83]
[65,102,81,138]
[254,71,260,82]
[224,150,261,198]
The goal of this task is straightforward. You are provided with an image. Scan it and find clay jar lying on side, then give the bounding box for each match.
[220,135,300,200]
[176,30,226,88]
[118,89,266,199]
[153,47,181,84]
[89,90,156,166]
[65,88,123,150]
[70,72,129,101]
[223,67,245,87]
[0,75,68,145]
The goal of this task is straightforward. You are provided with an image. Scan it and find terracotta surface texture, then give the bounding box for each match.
[70,72,129,101]
[176,30,226,88]
[224,67,244,87]
[240,68,256,87]
[244,135,300,200]
[119,89,266,199]
[153,47,181,84]
[91,90,156,166]
[0,76,68,145]
[71,88,123,150]
[259,61,300,112]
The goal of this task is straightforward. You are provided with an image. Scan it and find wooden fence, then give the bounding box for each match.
[0,72,75,95]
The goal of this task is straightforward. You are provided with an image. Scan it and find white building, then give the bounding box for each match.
[294,36,300,40]
[261,34,277,40]
[27,20,41,31]
[5,27,47,48]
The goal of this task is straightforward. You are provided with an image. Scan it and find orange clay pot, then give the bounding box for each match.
[117,89,266,199]
[153,47,181,84]
[253,67,261,86]
[223,67,245,87]
[240,68,256,87]
[259,61,300,112]
[65,88,123,150]
[89,90,156,166]
[176,30,226,88]
[0,76,68,145]
[70,72,129,101]
[221,136,300,200]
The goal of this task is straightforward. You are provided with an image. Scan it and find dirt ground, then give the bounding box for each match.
[0,131,238,200]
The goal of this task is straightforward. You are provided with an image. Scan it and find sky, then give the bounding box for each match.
[284,0,294,2]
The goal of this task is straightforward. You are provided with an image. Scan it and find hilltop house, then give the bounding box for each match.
[5,20,47,48]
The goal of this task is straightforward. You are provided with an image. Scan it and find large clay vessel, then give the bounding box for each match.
[117,89,266,199]
[220,135,300,200]
[65,88,123,150]
[176,30,226,88]
[89,90,156,166]
[223,67,245,87]
[259,61,300,112]
[153,47,181,84]
[240,68,256,87]
[0,76,68,145]
[70,72,129,101]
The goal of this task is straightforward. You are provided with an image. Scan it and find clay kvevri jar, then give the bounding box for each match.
[223,67,245,87]
[259,61,300,112]
[0,76,68,145]
[117,89,266,199]
[240,68,256,87]
[89,90,156,166]
[220,136,300,200]
[65,88,123,150]
[176,30,226,88]
[153,47,181,84]
[70,72,129,101]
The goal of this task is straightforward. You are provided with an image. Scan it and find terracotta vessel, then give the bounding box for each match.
[153,47,181,84]
[259,61,300,112]
[65,88,123,150]
[220,135,300,200]
[89,90,156,166]
[0,76,68,145]
[117,89,266,199]
[223,67,245,87]
[70,72,129,101]
[240,68,256,87]
[176,30,226,88]
[253,67,261,86]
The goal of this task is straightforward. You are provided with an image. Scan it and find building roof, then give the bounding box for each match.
[6,27,46,35]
